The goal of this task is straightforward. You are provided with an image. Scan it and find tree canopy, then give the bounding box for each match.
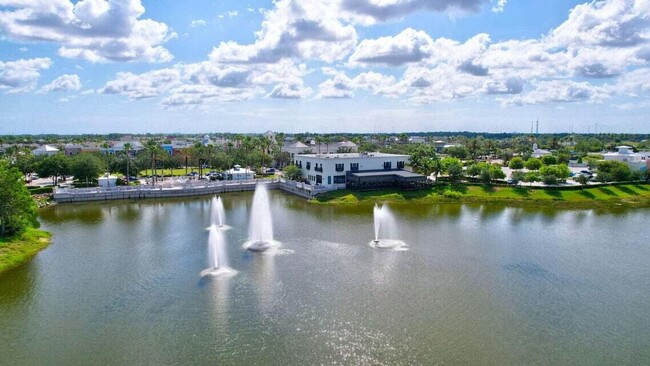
[0,161,38,237]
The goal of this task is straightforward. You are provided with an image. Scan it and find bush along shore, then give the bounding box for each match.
[0,228,51,275]
[314,183,650,209]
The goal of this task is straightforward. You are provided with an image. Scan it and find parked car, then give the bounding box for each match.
[264,168,276,174]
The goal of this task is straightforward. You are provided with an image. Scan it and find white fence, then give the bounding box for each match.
[54,178,333,203]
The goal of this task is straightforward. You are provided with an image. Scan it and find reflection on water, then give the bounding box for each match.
[2,193,649,365]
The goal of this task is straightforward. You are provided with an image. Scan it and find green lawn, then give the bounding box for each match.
[0,228,51,275]
[315,183,650,208]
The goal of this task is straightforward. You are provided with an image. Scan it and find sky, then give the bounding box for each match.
[1,0,649,135]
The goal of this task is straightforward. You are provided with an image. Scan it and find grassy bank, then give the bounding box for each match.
[0,228,51,275]
[314,183,650,208]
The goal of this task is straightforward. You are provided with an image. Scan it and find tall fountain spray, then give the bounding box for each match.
[370,204,406,249]
[244,183,278,251]
[202,197,235,277]
[210,196,230,230]
[207,225,228,269]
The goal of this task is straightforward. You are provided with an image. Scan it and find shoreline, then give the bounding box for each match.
[0,228,52,275]
[313,183,650,209]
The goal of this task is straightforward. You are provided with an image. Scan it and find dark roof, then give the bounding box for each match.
[349,170,423,178]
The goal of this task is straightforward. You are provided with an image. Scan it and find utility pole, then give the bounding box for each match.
[536,119,539,135]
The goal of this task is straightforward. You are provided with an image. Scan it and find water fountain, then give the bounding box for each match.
[201,198,235,277]
[210,196,231,231]
[244,183,279,251]
[370,204,407,249]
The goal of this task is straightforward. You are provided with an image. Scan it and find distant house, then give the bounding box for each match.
[603,146,647,171]
[283,141,312,158]
[531,143,552,158]
[264,130,276,143]
[64,143,83,156]
[335,141,358,153]
[434,140,447,153]
[80,143,101,154]
[101,141,144,156]
[32,144,59,156]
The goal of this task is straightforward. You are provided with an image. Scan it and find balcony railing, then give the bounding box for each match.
[315,166,323,172]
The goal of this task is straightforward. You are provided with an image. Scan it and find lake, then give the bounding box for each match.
[1,191,648,365]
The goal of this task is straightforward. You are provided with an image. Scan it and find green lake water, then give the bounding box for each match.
[1,191,648,365]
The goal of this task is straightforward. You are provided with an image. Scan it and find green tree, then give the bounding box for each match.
[525,157,542,170]
[283,164,302,181]
[70,154,105,184]
[539,164,571,182]
[596,160,633,182]
[123,142,132,184]
[489,164,506,181]
[0,161,38,236]
[409,144,437,174]
[443,145,469,159]
[13,153,35,181]
[541,155,557,165]
[441,157,463,182]
[575,174,589,186]
[511,170,526,183]
[35,154,71,185]
[508,157,525,170]
[145,140,163,183]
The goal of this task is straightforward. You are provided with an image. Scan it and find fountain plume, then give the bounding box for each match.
[244,184,279,251]
[202,197,235,277]
[370,204,407,250]
[209,196,231,231]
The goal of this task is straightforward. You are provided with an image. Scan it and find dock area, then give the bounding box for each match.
[53,179,328,203]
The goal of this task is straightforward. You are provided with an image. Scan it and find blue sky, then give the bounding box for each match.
[1,0,649,134]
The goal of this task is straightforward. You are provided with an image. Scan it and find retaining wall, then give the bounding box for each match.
[54,179,325,203]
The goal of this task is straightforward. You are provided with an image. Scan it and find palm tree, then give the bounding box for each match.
[123,142,132,185]
[145,140,161,184]
[323,136,332,154]
[315,136,323,154]
[190,142,205,178]
[178,147,191,176]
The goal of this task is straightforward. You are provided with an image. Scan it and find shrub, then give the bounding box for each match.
[524,171,540,182]
[525,158,542,170]
[27,186,53,194]
[508,157,525,170]
[443,189,462,199]
[543,174,558,185]
[541,155,557,165]
[511,171,526,183]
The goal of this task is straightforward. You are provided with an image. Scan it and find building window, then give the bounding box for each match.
[333,175,345,184]
[328,176,331,185]
[306,162,311,170]
[315,163,323,172]
[350,163,359,171]
[383,161,392,170]
[316,175,322,184]
[335,163,344,172]
[397,161,405,169]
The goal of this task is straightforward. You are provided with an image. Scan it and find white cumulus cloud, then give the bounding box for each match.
[39,74,82,93]
[0,57,52,93]
[0,0,176,63]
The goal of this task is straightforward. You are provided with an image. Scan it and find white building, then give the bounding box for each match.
[283,141,313,158]
[294,152,416,189]
[603,146,647,171]
[531,143,551,158]
[32,144,59,156]
[223,165,255,180]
